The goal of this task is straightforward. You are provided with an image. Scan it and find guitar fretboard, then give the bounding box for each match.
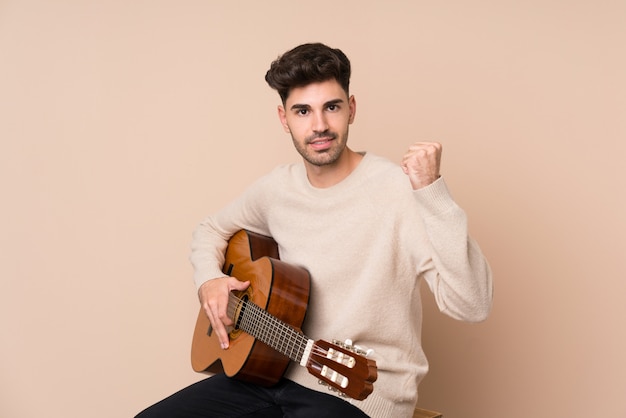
[229,294,312,363]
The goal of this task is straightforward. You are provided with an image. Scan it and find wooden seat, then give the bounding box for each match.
[413,407,443,418]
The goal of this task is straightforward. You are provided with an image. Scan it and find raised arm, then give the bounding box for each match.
[402,142,493,321]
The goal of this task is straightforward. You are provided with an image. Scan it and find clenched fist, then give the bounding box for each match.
[401,142,442,190]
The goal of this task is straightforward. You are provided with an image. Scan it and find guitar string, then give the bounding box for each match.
[225,293,352,363]
[225,293,325,362]
[224,293,371,393]
[227,293,342,364]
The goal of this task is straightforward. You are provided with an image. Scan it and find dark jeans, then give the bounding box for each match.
[135,374,370,418]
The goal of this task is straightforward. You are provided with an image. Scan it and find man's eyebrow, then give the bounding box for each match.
[325,99,344,106]
[289,98,345,111]
[290,103,311,111]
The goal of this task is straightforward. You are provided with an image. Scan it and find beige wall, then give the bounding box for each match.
[1,1,624,417]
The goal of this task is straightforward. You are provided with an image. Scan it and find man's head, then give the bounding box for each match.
[265,43,351,104]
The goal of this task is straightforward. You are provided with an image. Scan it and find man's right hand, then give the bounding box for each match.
[198,276,250,350]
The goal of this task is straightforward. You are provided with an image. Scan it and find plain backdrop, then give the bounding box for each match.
[1,1,624,417]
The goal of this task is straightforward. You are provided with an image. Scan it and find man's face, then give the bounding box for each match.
[278,79,356,167]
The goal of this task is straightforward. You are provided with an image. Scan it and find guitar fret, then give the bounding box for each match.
[235,297,309,363]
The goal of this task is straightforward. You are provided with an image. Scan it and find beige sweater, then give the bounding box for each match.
[190,152,493,418]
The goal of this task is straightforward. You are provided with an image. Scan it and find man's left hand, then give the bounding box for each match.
[401,142,443,190]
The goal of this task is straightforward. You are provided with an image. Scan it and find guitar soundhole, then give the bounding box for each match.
[233,294,249,330]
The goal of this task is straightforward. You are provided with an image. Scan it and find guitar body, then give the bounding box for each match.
[191,230,311,387]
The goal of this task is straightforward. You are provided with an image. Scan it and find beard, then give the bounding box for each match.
[291,128,349,167]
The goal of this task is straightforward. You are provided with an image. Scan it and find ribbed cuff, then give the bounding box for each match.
[412,177,457,218]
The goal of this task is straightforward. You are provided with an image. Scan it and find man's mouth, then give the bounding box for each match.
[307,134,336,151]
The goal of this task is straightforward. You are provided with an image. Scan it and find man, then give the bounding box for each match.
[137,43,492,418]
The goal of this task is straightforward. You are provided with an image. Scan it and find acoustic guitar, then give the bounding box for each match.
[191,229,378,401]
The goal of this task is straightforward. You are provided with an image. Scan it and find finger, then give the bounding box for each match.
[403,143,442,167]
[212,279,250,349]
[205,298,231,349]
[408,141,442,150]
[229,279,250,292]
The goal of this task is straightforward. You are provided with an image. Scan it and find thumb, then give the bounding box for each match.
[229,278,250,292]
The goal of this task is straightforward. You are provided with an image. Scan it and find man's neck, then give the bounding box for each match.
[304,148,364,188]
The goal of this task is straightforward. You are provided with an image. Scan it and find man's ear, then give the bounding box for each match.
[348,95,357,124]
[277,105,290,133]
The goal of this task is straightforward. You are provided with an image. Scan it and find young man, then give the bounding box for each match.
[137,43,493,418]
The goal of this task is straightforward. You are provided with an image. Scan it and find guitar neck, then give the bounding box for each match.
[233,295,314,365]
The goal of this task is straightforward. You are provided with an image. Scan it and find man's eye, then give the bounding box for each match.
[327,104,337,111]
[297,109,308,115]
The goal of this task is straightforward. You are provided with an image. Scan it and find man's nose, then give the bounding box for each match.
[312,112,329,132]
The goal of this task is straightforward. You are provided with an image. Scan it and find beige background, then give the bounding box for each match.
[1,1,624,417]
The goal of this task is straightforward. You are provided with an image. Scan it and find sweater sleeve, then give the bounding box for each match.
[189,176,273,290]
[414,177,493,322]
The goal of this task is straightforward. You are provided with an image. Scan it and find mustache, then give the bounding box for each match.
[305,131,337,143]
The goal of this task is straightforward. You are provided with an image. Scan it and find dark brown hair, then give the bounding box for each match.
[265,43,351,103]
